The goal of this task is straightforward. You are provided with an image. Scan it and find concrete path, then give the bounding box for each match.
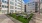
[0,14,14,23]
[29,13,42,23]
[6,15,22,23]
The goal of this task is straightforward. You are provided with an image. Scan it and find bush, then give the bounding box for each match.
[27,13,34,23]
[9,13,34,23]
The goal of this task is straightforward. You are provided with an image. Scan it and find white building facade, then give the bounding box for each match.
[15,0,24,13]
[21,0,25,12]
[40,0,42,13]
[0,0,8,14]
[0,0,24,14]
[26,2,38,13]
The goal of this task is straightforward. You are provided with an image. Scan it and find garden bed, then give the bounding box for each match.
[8,13,34,23]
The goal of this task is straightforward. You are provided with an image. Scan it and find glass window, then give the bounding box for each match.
[10,1,14,5]
[2,0,8,4]
[2,5,4,8]
[5,6,6,8]
[7,2,8,4]
[2,0,4,3]
[33,4,34,5]
[10,10,13,13]
[3,5,8,8]
[5,1,6,3]
[28,3,30,6]
[41,0,42,2]
[2,10,6,13]
[10,6,13,9]
[6,6,8,8]
[15,7,17,9]
[2,5,8,8]
[15,10,17,12]
[15,3,17,6]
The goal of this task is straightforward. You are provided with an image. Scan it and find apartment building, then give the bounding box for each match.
[21,1,25,12]
[15,0,24,13]
[0,0,24,14]
[0,0,8,14]
[40,0,42,15]
[26,2,38,13]
[40,0,42,13]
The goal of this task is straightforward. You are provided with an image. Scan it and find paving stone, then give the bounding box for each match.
[0,14,14,23]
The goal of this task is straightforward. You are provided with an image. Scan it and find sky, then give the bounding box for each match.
[23,0,39,3]
[23,0,29,3]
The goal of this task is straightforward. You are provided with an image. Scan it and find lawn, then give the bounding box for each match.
[8,13,34,23]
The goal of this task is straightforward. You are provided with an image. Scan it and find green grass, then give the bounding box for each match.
[16,16,28,23]
[8,13,34,23]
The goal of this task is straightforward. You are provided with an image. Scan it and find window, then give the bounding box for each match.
[15,3,17,6]
[5,6,8,8]
[7,6,8,8]
[2,10,7,13]
[2,0,8,4]
[2,0,4,3]
[28,3,30,6]
[41,0,42,3]
[33,4,34,5]
[15,7,17,9]
[5,6,6,8]
[10,6,13,9]
[10,10,13,13]
[35,3,38,13]
[4,1,8,4]
[7,2,8,4]
[18,8,20,9]
[10,1,14,5]
[15,10,17,12]
[2,5,8,8]
[40,9,42,13]
[2,5,4,8]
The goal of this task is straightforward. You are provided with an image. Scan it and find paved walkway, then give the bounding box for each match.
[6,15,22,23]
[0,14,14,23]
[29,13,42,23]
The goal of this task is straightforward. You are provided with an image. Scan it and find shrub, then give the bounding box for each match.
[27,13,34,23]
[9,13,34,23]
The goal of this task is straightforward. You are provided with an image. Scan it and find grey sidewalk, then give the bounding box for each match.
[0,14,14,23]
[6,15,22,23]
[0,14,22,23]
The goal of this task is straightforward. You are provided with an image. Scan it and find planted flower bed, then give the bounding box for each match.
[8,13,34,23]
